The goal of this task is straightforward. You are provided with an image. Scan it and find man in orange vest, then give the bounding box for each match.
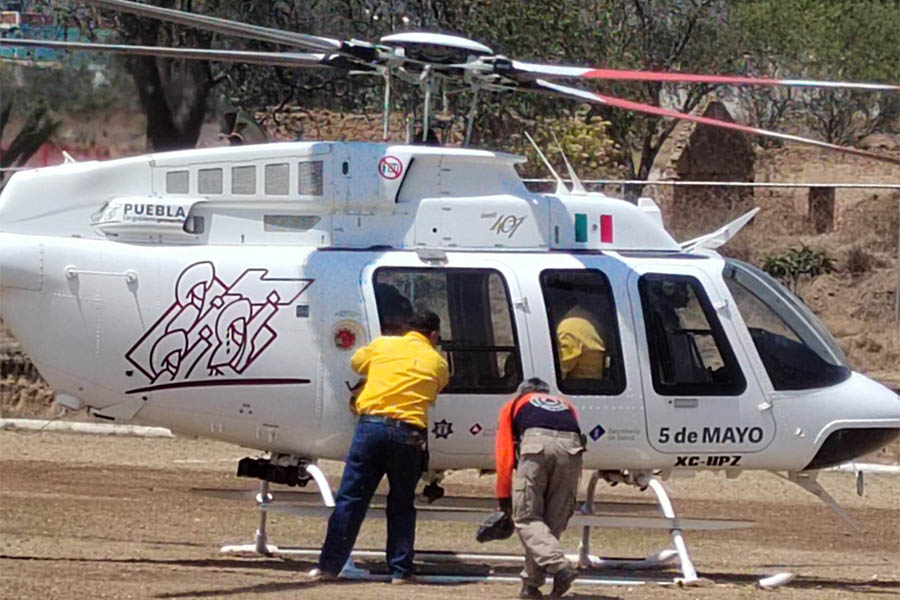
[496,378,584,599]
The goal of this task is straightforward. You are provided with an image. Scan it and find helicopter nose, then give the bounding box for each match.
[803,375,900,470]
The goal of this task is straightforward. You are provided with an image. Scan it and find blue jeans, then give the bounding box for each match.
[318,417,426,578]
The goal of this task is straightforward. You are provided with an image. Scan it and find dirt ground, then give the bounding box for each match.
[0,429,897,600]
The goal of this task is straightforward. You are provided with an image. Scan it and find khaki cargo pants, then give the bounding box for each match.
[512,428,584,587]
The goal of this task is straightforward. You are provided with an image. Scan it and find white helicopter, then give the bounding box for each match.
[1,0,899,584]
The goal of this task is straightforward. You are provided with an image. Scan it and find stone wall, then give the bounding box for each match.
[0,321,54,417]
[652,101,756,240]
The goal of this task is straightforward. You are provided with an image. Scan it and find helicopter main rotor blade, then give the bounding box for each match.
[82,0,342,54]
[0,38,336,69]
[511,61,900,91]
[533,79,900,165]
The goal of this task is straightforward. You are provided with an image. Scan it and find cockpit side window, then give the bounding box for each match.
[723,259,851,390]
[539,269,626,396]
[639,273,746,396]
[373,268,521,394]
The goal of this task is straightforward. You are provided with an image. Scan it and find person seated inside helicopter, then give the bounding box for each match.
[555,292,607,381]
[500,352,522,388]
[645,280,718,385]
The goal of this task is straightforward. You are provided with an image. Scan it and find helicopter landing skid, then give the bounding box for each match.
[577,471,698,584]
[220,468,745,584]
[219,462,334,557]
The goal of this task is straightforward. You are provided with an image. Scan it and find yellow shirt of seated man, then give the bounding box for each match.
[351,331,450,429]
[556,307,606,379]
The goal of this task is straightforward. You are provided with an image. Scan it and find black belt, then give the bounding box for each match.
[358,414,426,432]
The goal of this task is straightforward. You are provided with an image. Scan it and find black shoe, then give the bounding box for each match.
[519,582,543,599]
[549,567,578,598]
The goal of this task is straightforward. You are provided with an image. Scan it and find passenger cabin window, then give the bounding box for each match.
[263,215,321,232]
[232,165,256,195]
[198,168,223,194]
[723,259,850,390]
[639,274,745,396]
[373,268,521,393]
[265,163,290,195]
[298,160,323,196]
[166,170,189,194]
[540,270,625,395]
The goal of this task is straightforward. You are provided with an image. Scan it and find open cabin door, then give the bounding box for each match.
[362,257,530,468]
[627,266,775,462]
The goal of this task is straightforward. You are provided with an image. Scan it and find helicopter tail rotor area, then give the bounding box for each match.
[5,0,898,161]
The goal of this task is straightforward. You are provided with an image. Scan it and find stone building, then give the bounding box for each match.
[651,101,756,239]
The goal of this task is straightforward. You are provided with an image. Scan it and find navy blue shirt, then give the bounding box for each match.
[513,393,580,437]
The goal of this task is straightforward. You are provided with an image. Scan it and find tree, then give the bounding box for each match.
[731,0,900,145]
[208,0,623,173]
[796,0,899,144]
[400,0,746,200]
[78,0,900,174]
[76,0,222,151]
[65,0,261,150]
[190,0,745,187]
[212,1,369,116]
[581,1,746,200]
[72,0,375,150]
[322,0,741,192]
[0,101,59,189]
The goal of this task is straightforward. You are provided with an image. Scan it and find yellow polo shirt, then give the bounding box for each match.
[557,307,606,379]
[351,331,450,429]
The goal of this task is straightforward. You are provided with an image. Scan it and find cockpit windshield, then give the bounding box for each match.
[722,259,850,390]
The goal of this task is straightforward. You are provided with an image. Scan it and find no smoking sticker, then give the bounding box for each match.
[378,155,404,180]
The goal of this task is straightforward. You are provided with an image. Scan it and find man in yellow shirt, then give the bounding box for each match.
[316,311,449,584]
[557,305,606,380]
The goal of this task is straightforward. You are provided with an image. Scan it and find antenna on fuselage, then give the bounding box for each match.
[382,69,391,140]
[524,131,567,195]
[550,131,586,195]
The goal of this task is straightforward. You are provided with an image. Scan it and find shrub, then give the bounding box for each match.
[761,245,836,295]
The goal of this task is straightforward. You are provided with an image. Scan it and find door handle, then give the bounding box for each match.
[673,398,698,408]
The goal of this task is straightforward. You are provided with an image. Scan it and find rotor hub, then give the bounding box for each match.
[379,32,493,65]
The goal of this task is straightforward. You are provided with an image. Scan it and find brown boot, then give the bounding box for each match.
[519,582,544,599]
[549,567,577,598]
